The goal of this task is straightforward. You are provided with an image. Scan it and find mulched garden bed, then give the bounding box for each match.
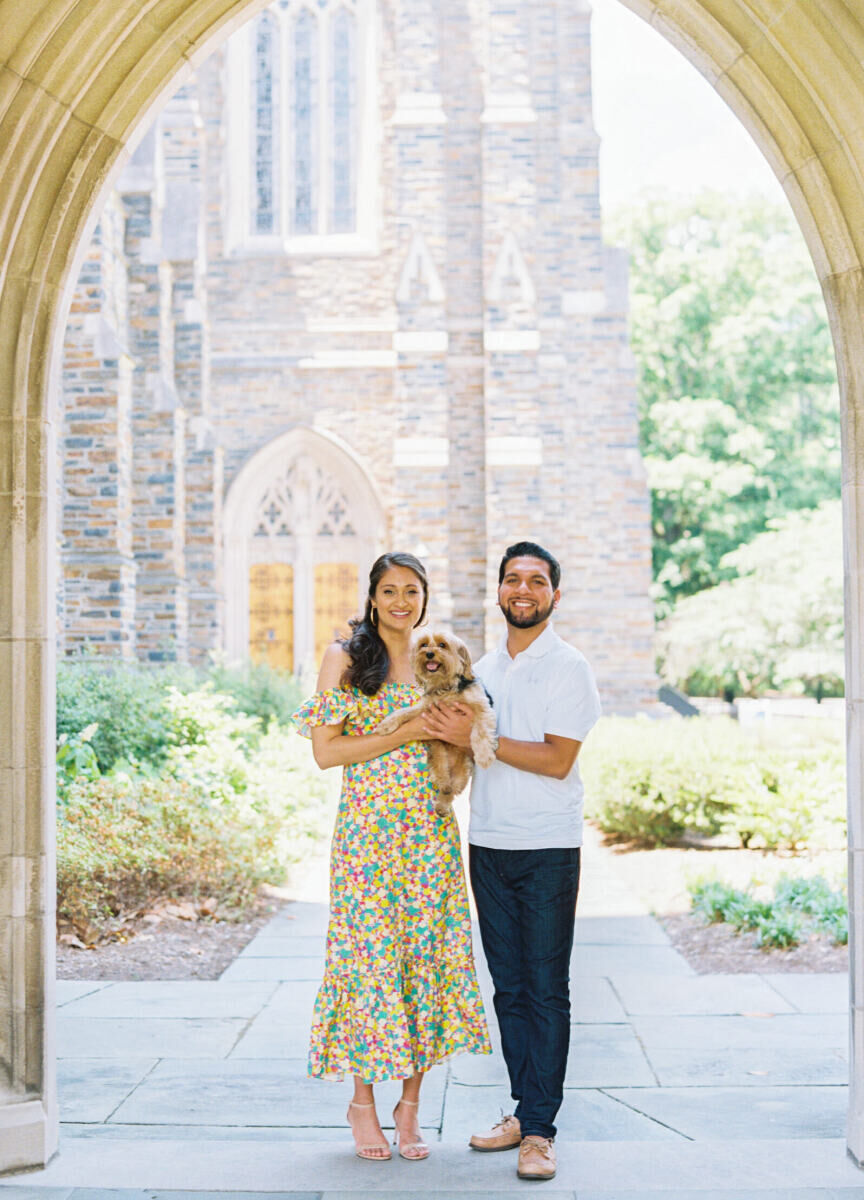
[56,896,288,981]
[661,910,848,974]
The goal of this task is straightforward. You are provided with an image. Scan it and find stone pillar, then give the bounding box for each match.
[59,195,137,658]
[120,127,189,664]
[0,370,58,1170]
[480,0,545,642]
[554,0,656,711]
[442,0,486,655]
[160,85,223,665]
[390,0,451,622]
[831,266,864,1165]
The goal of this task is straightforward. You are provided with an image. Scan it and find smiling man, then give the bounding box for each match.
[425,540,601,1181]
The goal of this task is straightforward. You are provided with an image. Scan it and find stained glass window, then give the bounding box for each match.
[293,9,318,235]
[252,13,279,235]
[330,7,356,233]
[243,1,362,241]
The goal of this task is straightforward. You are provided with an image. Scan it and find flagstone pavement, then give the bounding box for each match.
[2,828,861,1198]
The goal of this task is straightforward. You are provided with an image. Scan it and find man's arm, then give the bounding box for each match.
[423,702,582,781]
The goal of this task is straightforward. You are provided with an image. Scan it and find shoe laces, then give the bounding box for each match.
[492,1110,517,1132]
[521,1135,554,1159]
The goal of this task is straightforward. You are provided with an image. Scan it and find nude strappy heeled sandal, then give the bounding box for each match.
[347,1100,392,1161]
[392,1098,430,1161]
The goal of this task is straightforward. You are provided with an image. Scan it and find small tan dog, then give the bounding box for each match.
[376,629,497,814]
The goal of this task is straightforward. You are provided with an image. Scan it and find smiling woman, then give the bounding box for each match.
[292,551,491,1160]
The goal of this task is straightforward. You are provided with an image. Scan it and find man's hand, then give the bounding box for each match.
[423,701,475,749]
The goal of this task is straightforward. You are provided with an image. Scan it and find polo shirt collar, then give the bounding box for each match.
[495,623,557,661]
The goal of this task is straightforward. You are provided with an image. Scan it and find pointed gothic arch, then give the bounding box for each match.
[6,0,864,1175]
[222,427,385,672]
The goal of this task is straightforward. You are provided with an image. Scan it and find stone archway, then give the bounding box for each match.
[3,0,864,1173]
[222,427,385,674]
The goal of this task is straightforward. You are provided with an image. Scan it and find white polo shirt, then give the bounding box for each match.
[468,624,602,850]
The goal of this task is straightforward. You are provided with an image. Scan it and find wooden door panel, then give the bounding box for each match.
[314,562,358,664]
[249,563,294,670]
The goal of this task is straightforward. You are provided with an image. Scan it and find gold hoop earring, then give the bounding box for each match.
[370,607,379,627]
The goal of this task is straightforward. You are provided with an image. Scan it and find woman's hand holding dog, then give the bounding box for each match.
[423,701,475,749]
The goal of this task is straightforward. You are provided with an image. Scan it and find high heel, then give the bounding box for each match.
[392,1098,430,1161]
[347,1100,392,1161]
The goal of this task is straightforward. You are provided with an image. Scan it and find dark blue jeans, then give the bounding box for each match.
[469,844,581,1140]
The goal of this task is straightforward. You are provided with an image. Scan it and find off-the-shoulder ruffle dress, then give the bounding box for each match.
[294,683,491,1082]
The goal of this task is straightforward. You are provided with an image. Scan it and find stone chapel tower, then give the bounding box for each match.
[58,0,657,713]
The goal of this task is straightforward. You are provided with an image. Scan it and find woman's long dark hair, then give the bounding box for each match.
[341,552,428,695]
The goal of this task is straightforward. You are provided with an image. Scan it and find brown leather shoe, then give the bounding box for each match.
[517,1135,556,1181]
[468,1113,521,1152]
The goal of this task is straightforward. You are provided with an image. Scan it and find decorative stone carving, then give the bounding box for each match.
[396,231,445,303]
[487,230,536,305]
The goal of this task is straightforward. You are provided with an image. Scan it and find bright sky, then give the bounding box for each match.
[590,0,788,212]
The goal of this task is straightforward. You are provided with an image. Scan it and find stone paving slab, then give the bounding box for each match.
[106,1059,447,1128]
[56,1017,247,1059]
[645,1042,847,1088]
[569,977,628,1022]
[606,1084,847,1140]
[220,958,327,982]
[440,1082,681,1142]
[266,903,330,936]
[236,936,326,959]
[573,916,672,946]
[569,945,694,977]
[609,972,797,1016]
[57,1060,158,1123]
[450,1025,654,1088]
[631,1012,848,1049]
[55,983,110,1008]
[763,973,849,1013]
[4,1190,864,1200]
[3,1136,864,1191]
[227,1015,312,1059]
[62,1123,348,1141]
[253,980,322,1013]
[57,982,276,1019]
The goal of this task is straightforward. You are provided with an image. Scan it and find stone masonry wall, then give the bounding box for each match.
[58,0,657,711]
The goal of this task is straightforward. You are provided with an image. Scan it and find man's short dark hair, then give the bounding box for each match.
[498,541,561,590]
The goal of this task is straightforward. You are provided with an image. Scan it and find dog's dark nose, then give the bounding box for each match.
[425,650,436,659]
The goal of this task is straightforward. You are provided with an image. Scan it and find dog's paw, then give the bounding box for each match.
[375,715,398,734]
[434,794,454,817]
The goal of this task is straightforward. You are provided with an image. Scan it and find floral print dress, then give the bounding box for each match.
[294,683,491,1082]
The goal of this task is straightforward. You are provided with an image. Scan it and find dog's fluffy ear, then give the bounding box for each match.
[458,642,474,679]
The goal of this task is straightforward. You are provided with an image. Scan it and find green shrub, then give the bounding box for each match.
[753,910,807,949]
[57,657,193,772]
[57,728,328,930]
[688,873,848,950]
[56,723,101,799]
[205,658,305,727]
[58,656,306,774]
[56,662,329,932]
[581,716,845,850]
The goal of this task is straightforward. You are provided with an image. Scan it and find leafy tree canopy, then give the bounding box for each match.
[607,192,840,617]
[656,500,843,699]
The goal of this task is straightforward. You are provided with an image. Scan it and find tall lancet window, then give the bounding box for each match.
[330,7,356,233]
[252,12,279,235]
[229,0,372,250]
[293,9,318,235]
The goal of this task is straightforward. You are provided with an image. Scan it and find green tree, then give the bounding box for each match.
[607,193,840,616]
[655,501,843,698]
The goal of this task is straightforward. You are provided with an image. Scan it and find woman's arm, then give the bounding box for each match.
[309,643,432,770]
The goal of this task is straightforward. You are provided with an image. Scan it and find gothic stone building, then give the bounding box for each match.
[58,0,656,712]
